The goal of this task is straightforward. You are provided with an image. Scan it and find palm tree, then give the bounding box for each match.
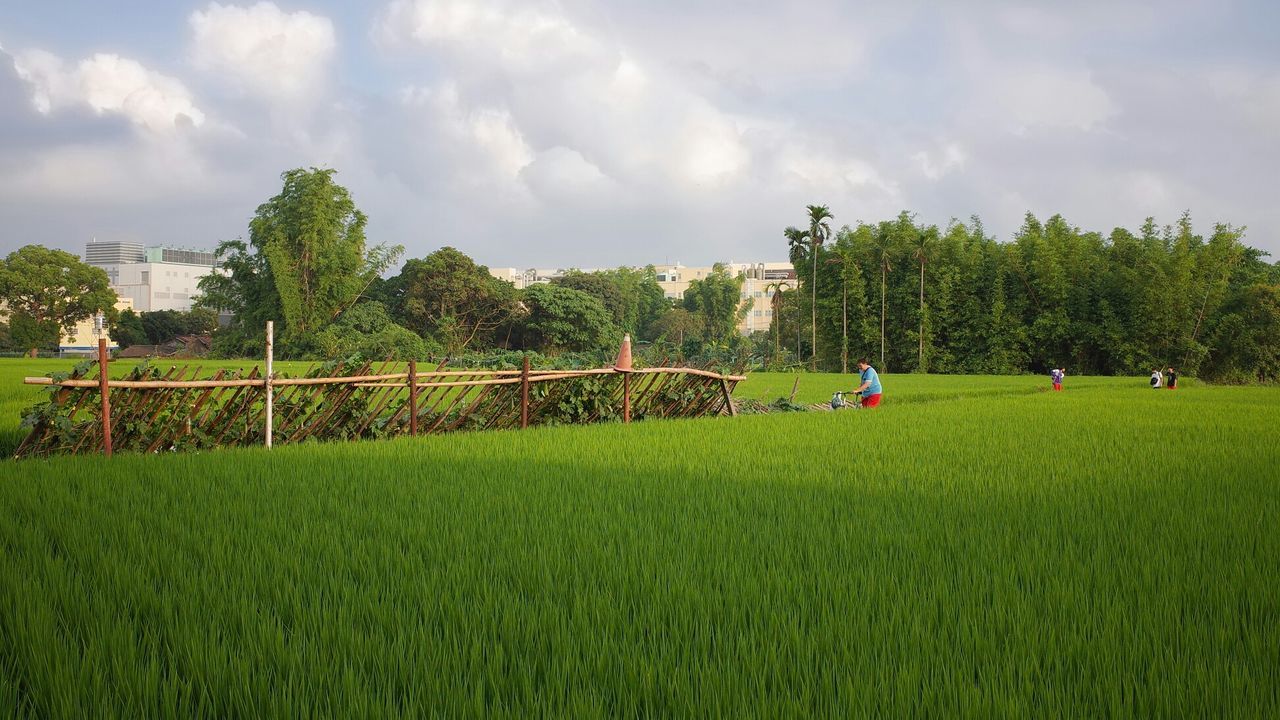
[826,249,857,375]
[765,281,791,364]
[783,226,809,359]
[805,205,833,371]
[784,226,809,266]
[912,228,936,372]
[871,227,895,369]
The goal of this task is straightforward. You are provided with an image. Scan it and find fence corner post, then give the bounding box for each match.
[520,354,530,429]
[720,377,736,417]
[265,320,274,449]
[98,337,112,456]
[623,372,631,424]
[408,359,418,436]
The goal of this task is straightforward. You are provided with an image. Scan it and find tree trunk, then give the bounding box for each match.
[841,280,848,375]
[918,261,925,372]
[811,248,818,372]
[880,267,887,369]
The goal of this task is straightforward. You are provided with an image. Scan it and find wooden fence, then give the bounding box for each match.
[16,335,745,460]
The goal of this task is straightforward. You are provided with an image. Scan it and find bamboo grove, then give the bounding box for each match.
[776,210,1280,381]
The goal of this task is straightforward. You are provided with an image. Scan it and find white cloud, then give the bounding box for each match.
[913,143,966,181]
[189,1,336,100]
[993,67,1117,134]
[13,50,204,132]
[375,0,597,74]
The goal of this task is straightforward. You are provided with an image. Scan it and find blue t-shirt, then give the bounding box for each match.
[859,367,882,397]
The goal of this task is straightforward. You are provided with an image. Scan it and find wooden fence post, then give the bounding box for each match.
[408,359,418,436]
[520,354,530,429]
[265,321,274,449]
[623,372,631,424]
[720,378,736,417]
[98,338,112,456]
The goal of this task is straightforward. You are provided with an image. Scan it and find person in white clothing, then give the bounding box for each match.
[1150,369,1163,389]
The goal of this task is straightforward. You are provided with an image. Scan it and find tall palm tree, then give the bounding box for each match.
[826,250,857,375]
[765,281,790,364]
[871,227,895,369]
[784,227,809,266]
[783,226,809,359]
[805,205,833,371]
[912,228,936,372]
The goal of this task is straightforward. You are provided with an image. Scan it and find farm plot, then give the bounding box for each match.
[1,377,1277,716]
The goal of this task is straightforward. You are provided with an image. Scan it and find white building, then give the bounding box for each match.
[84,241,219,312]
[488,267,594,289]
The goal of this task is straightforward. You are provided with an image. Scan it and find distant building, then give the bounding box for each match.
[83,240,219,313]
[58,298,135,356]
[488,267,586,289]
[489,260,796,336]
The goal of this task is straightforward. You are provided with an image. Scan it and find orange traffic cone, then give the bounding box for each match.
[614,334,633,371]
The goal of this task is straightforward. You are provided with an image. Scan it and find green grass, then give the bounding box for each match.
[733,370,1177,405]
[0,360,1277,716]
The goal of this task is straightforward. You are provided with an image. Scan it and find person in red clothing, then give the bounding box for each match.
[853,358,882,408]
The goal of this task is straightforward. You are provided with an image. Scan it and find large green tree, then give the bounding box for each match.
[197,168,402,354]
[389,247,518,355]
[109,309,148,349]
[0,245,117,355]
[682,264,745,345]
[514,284,618,353]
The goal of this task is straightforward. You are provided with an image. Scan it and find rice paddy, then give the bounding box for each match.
[1,360,1277,716]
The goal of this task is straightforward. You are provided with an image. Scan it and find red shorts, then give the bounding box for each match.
[862,393,882,408]
[1053,382,1062,391]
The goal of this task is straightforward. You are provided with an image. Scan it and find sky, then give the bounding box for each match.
[1,0,1277,269]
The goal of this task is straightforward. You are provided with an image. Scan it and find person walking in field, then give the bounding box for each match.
[1050,367,1064,391]
[1150,368,1163,389]
[1166,367,1178,390]
[854,358,883,408]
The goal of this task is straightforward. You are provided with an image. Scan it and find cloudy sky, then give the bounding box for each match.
[1,1,1277,269]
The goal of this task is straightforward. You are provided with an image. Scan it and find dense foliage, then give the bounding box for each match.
[0,245,117,355]
[196,168,405,356]
[776,211,1280,381]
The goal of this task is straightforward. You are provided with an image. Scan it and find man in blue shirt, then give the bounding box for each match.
[853,358,882,408]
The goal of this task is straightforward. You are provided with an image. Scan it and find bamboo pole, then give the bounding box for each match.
[98,338,112,457]
[265,321,273,449]
[408,359,418,436]
[22,366,748,390]
[520,355,530,429]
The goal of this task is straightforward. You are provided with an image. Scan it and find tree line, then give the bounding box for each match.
[195,168,747,361]
[776,207,1279,382]
[1,167,1276,381]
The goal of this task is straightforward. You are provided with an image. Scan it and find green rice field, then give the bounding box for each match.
[1,359,1277,716]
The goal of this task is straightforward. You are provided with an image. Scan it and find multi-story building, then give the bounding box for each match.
[83,241,219,312]
[490,260,796,336]
[652,262,796,335]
